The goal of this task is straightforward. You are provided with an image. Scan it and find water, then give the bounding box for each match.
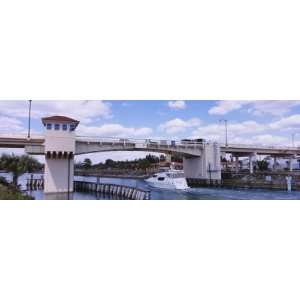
[1,172,300,199]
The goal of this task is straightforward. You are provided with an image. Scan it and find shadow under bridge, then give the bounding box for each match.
[74,137,203,158]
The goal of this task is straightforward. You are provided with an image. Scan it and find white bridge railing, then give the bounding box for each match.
[2,134,300,152]
[220,143,300,151]
[75,136,205,147]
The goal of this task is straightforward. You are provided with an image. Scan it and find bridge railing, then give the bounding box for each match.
[0,134,44,140]
[75,136,205,147]
[220,143,300,151]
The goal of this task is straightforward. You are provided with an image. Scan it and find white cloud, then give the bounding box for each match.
[209,100,300,117]
[249,101,300,117]
[251,134,289,145]
[208,101,248,115]
[168,100,186,109]
[159,118,201,134]
[0,100,112,124]
[192,120,267,140]
[269,114,300,130]
[77,123,153,138]
[0,116,24,132]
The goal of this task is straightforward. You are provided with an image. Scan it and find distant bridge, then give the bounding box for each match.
[220,144,300,156]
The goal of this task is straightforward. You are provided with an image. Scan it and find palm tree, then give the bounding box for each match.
[83,158,92,169]
[0,154,42,186]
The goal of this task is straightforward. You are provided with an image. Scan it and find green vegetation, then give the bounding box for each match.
[256,160,269,171]
[0,177,33,200]
[0,154,43,186]
[76,154,162,171]
[82,158,92,169]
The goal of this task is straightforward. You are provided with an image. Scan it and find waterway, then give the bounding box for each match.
[1,172,300,199]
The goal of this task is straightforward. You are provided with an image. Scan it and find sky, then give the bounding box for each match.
[1,100,300,163]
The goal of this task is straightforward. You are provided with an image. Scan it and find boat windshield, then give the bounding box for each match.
[167,172,185,178]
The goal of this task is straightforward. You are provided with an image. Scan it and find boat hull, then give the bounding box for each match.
[145,178,189,190]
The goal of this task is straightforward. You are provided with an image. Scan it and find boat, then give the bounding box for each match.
[145,166,189,190]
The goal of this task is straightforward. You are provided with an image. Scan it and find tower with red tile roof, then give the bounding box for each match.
[42,115,79,197]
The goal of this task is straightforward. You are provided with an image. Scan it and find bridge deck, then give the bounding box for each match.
[1,135,300,157]
[220,144,300,155]
[0,136,44,148]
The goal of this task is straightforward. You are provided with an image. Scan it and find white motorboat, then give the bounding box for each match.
[145,167,189,190]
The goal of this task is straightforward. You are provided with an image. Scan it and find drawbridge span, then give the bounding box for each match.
[1,114,300,197]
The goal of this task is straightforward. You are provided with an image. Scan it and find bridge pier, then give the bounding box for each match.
[273,157,278,171]
[249,152,257,174]
[165,154,172,163]
[44,152,74,195]
[183,142,221,181]
[288,156,295,172]
[235,156,239,173]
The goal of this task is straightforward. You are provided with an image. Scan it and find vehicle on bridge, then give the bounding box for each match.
[181,138,206,144]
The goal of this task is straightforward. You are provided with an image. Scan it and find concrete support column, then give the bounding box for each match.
[273,157,277,170]
[249,152,257,174]
[221,151,227,170]
[289,157,293,172]
[165,154,172,163]
[249,155,253,174]
[183,156,203,178]
[183,143,221,181]
[235,156,239,173]
[44,153,74,194]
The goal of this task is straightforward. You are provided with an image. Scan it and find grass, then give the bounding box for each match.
[0,177,34,200]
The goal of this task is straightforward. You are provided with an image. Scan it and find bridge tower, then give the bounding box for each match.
[42,116,79,198]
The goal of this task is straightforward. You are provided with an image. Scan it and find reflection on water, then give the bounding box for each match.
[1,172,300,200]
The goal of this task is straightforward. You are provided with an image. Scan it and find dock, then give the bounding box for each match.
[74,181,151,200]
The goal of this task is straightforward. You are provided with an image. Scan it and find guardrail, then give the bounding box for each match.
[75,135,206,147]
[220,143,300,150]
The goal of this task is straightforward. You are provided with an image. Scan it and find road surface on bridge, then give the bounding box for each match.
[1,135,300,157]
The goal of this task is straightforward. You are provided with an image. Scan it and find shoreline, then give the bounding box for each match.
[75,173,150,179]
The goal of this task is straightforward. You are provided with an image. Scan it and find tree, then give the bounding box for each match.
[82,158,92,169]
[145,154,159,163]
[159,154,166,162]
[0,154,42,186]
[105,159,115,168]
[138,159,151,170]
[74,161,84,169]
[256,160,269,171]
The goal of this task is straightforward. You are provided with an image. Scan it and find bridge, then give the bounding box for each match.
[0,115,299,197]
[1,136,299,157]
[220,144,300,156]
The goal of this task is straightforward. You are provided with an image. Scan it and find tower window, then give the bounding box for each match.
[46,123,52,130]
[54,124,60,130]
[62,124,68,131]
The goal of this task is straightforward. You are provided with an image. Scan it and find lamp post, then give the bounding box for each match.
[27,100,32,139]
[292,133,296,147]
[219,119,228,147]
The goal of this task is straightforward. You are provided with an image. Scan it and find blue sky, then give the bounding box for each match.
[1,100,300,162]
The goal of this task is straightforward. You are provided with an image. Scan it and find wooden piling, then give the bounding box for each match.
[73,180,150,200]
